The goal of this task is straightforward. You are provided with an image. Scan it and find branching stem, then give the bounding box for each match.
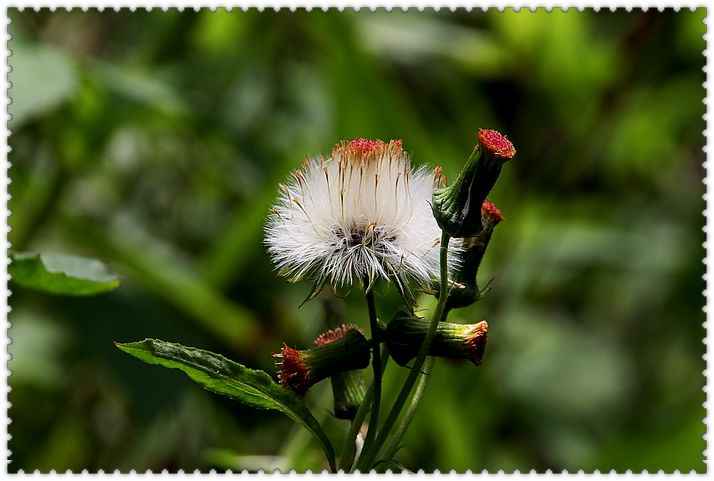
[356,232,451,470]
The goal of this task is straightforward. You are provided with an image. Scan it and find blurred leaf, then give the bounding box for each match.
[593,410,705,472]
[358,13,507,77]
[9,310,69,389]
[34,412,90,472]
[116,339,336,472]
[93,62,186,115]
[62,215,259,349]
[9,252,120,296]
[9,44,77,127]
[203,448,290,472]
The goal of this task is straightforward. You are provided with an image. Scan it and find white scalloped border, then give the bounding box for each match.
[2,2,10,478]
[1,2,710,477]
[703,1,710,477]
[0,2,711,9]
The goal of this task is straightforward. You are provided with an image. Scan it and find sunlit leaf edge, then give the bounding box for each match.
[9,251,121,296]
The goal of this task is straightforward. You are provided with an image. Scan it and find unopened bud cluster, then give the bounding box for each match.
[274,315,490,399]
[431,128,514,310]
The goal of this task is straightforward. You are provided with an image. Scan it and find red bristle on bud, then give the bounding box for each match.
[478,129,516,161]
[314,323,362,347]
[482,199,505,223]
[465,321,489,366]
[273,344,310,396]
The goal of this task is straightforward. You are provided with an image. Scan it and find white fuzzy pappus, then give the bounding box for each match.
[264,138,460,293]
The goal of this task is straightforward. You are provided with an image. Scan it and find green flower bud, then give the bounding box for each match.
[445,199,504,309]
[328,369,366,420]
[315,325,367,419]
[384,312,488,367]
[274,326,370,397]
[432,129,515,238]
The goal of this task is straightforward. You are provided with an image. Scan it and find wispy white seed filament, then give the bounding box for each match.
[265,139,459,293]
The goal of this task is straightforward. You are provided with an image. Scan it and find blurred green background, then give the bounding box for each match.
[8,8,706,473]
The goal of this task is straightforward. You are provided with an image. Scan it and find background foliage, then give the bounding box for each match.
[8,8,706,473]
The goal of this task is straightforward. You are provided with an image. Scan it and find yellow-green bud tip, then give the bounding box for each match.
[464,321,489,365]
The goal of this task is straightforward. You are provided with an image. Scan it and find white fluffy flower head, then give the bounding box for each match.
[265,138,455,293]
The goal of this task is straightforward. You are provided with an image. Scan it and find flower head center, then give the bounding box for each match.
[334,222,396,250]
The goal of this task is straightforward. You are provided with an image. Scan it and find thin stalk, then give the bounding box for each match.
[380,357,435,461]
[338,379,374,471]
[361,284,382,456]
[356,232,451,470]
[380,305,454,460]
[338,348,390,471]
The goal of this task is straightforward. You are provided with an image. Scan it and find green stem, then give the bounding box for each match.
[338,348,390,471]
[338,380,373,471]
[380,357,435,461]
[361,284,382,457]
[356,232,451,470]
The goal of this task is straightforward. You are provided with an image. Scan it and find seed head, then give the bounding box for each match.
[265,138,461,296]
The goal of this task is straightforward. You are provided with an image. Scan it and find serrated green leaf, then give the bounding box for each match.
[115,339,336,472]
[10,252,121,296]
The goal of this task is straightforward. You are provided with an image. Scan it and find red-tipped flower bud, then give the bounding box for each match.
[443,199,505,309]
[478,128,516,161]
[481,199,505,225]
[432,129,514,238]
[384,312,489,367]
[274,325,370,396]
[315,324,368,419]
[275,344,311,396]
